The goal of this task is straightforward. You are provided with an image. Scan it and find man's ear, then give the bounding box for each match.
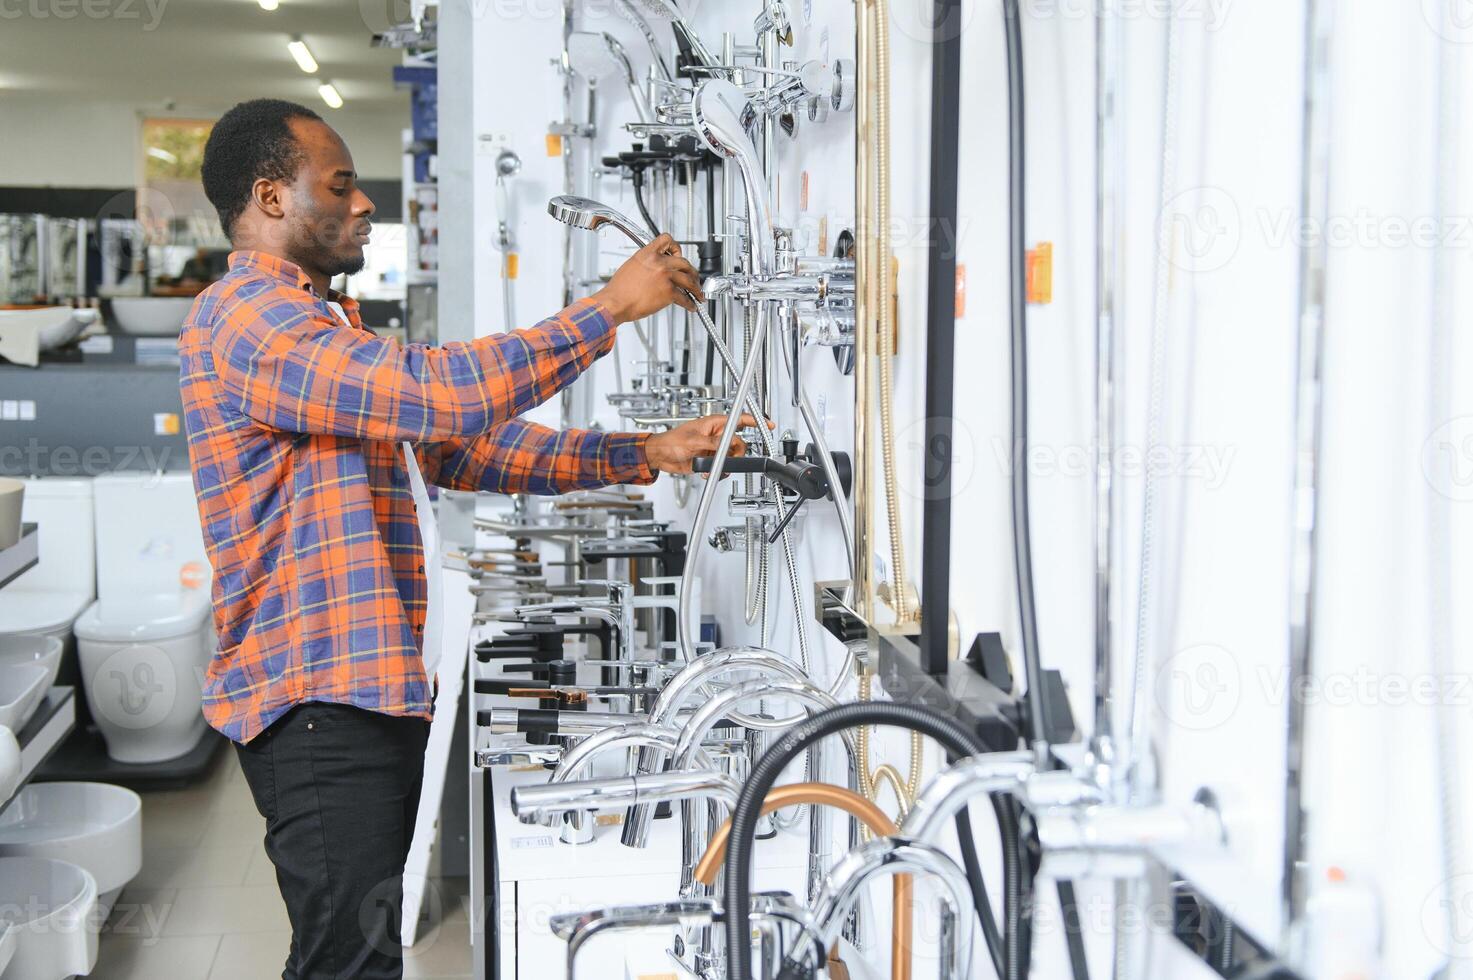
[250,178,286,221]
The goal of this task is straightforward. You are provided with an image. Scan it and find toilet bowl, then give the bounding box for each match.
[74,593,212,764]
[0,782,142,920]
[0,857,99,980]
[75,473,213,765]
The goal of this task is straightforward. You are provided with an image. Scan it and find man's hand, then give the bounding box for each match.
[645,414,772,475]
[594,233,704,325]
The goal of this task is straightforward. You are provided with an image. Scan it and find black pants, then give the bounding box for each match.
[235,702,430,980]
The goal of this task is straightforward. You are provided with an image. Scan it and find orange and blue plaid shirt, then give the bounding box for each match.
[179,251,654,743]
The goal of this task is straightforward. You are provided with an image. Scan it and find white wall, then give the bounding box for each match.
[0,94,406,187]
[464,0,1470,975]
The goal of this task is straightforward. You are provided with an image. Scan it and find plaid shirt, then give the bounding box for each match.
[179,251,654,743]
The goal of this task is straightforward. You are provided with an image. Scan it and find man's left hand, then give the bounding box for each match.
[645,414,774,475]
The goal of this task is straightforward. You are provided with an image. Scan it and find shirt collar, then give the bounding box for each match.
[227,250,362,323]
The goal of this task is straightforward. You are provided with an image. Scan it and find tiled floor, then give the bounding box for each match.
[91,751,472,980]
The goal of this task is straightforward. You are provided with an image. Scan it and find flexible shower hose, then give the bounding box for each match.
[719,701,1025,980]
[868,0,910,625]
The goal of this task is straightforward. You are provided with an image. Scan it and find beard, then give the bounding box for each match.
[283,211,368,281]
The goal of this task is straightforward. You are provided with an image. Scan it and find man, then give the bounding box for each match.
[179,98,753,979]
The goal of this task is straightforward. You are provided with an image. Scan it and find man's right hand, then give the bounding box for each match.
[593,233,704,325]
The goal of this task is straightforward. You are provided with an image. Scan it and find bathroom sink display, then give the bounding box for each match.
[0,783,143,915]
[0,857,98,980]
[0,635,62,696]
[0,664,48,732]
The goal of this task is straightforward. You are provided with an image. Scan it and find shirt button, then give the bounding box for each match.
[416,624,424,632]
[418,565,425,574]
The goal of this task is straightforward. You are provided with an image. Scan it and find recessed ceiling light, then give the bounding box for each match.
[258,0,278,10]
[317,82,344,109]
[287,37,318,74]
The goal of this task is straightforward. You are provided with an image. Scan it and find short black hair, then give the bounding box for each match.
[201,98,323,239]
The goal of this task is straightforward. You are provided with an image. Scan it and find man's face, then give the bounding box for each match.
[278,118,375,279]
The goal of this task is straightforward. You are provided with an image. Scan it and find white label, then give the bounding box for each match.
[509,835,554,850]
[18,400,35,421]
[0,401,17,421]
[873,550,890,588]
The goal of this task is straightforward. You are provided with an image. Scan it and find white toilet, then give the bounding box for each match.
[0,478,95,653]
[73,473,214,764]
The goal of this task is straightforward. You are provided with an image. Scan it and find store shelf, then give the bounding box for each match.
[0,686,76,818]
[0,524,38,591]
[37,726,224,791]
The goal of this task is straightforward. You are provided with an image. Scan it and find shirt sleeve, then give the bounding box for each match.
[418,420,656,495]
[209,287,617,441]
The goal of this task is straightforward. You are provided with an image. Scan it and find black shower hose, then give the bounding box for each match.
[724,701,1033,980]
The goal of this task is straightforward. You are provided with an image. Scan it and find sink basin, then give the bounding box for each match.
[0,923,14,977]
[0,307,99,351]
[0,783,143,902]
[0,635,62,696]
[0,728,19,808]
[0,857,98,980]
[0,665,47,732]
[108,296,195,336]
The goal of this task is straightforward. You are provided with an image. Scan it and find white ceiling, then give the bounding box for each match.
[0,0,410,113]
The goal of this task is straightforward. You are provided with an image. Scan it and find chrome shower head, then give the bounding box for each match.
[612,0,673,81]
[566,31,655,122]
[547,195,653,247]
[691,79,775,275]
[624,0,716,66]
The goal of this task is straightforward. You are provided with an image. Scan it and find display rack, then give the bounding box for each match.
[0,525,79,817]
[0,524,38,591]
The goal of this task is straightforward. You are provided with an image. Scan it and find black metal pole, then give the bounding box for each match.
[919,0,965,677]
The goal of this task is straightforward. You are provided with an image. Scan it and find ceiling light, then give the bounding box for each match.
[317,81,344,109]
[146,146,178,164]
[257,0,278,10]
[287,37,318,73]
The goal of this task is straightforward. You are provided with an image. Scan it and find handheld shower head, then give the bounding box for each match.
[547,195,653,246]
[566,31,654,121]
[624,0,716,67]
[612,0,673,81]
[691,79,774,275]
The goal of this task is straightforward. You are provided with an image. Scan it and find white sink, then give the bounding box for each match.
[0,307,99,351]
[0,857,99,980]
[108,296,196,336]
[0,728,19,808]
[0,924,14,977]
[0,665,47,732]
[0,783,143,900]
[0,635,62,695]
